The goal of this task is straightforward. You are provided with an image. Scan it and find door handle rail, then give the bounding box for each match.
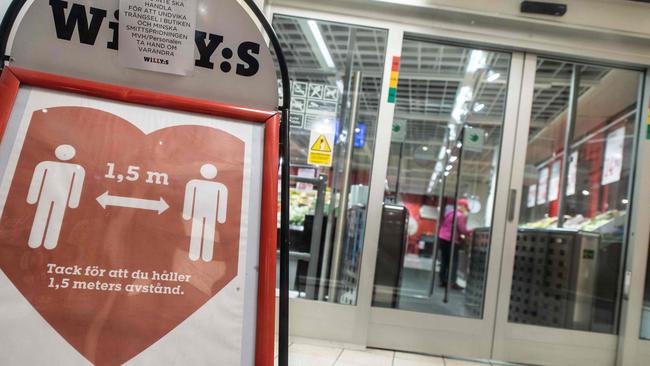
[507,189,517,222]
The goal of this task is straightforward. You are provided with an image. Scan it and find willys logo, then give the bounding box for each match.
[49,0,261,77]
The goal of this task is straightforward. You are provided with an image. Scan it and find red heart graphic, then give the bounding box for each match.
[0,106,244,365]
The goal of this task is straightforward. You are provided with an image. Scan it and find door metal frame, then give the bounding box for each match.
[617,70,650,366]
[268,5,404,346]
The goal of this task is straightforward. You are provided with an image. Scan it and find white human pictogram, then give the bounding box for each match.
[26,144,85,249]
[183,164,228,262]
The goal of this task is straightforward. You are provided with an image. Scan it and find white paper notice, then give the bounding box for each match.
[527,185,537,208]
[119,0,197,75]
[567,151,578,196]
[548,160,561,202]
[602,127,625,186]
[537,167,549,205]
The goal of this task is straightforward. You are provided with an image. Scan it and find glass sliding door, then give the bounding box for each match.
[495,55,645,366]
[371,39,512,318]
[511,61,639,333]
[271,15,388,305]
[366,36,524,359]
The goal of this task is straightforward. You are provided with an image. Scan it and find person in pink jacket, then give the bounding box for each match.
[437,198,472,290]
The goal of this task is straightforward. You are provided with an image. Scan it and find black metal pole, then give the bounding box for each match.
[444,126,465,303]
[557,65,580,228]
[278,108,291,366]
[228,2,292,365]
[430,137,452,297]
[394,142,404,200]
[0,0,27,67]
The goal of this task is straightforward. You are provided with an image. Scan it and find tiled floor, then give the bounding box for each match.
[275,339,516,366]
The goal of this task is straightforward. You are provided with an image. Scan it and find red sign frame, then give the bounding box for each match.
[0,66,278,366]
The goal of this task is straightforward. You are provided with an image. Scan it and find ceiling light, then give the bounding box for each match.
[451,86,473,123]
[444,171,450,177]
[446,165,453,171]
[422,146,429,151]
[622,199,629,205]
[582,190,590,196]
[336,80,344,94]
[486,71,501,82]
[438,148,447,160]
[451,108,465,123]
[467,50,487,73]
[535,83,553,89]
[448,126,458,141]
[307,20,335,68]
[428,166,442,193]
[449,156,458,163]
[457,142,463,148]
[473,103,485,112]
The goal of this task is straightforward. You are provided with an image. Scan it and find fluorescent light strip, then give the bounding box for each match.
[308,20,336,68]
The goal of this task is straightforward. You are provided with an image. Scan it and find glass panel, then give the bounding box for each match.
[371,38,512,319]
[511,58,642,334]
[271,15,388,305]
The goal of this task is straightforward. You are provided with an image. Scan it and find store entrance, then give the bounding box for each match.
[367,41,646,366]
[268,8,649,364]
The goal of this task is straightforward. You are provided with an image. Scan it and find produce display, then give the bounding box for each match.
[520,210,625,232]
[579,210,624,232]
[520,216,558,229]
[279,188,333,229]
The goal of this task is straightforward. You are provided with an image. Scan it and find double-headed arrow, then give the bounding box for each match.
[96,191,169,214]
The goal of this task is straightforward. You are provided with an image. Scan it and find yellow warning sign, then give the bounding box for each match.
[308,131,334,166]
[311,135,332,152]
